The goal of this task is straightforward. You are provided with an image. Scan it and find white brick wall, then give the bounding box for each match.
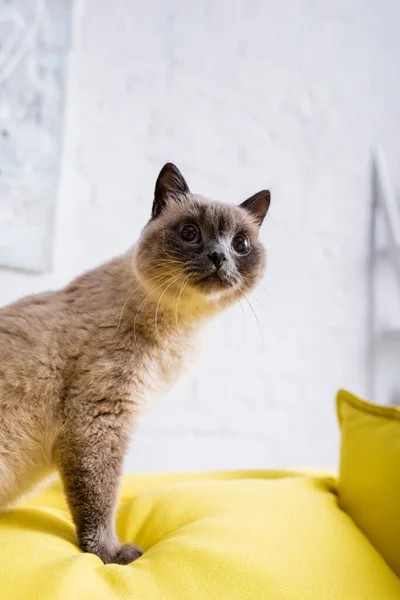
[1,0,400,471]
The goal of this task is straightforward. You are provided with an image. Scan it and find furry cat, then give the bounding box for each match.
[0,163,270,564]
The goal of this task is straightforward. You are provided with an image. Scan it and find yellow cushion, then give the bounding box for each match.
[1,469,399,599]
[337,389,400,578]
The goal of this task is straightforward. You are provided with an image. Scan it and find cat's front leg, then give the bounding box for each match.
[55,411,142,565]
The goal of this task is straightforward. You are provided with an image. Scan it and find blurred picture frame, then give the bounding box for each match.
[0,0,71,273]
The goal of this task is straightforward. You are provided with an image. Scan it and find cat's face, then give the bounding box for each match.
[135,164,270,307]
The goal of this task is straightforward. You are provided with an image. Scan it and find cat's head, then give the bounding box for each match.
[135,163,270,310]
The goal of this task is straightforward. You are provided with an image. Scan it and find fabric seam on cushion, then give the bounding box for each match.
[336,389,400,426]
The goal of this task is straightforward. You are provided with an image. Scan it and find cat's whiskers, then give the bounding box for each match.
[154,274,183,342]
[234,295,247,349]
[128,257,181,294]
[134,259,181,277]
[135,262,181,281]
[237,288,265,350]
[117,268,181,331]
[133,270,182,344]
[131,251,178,278]
[252,294,268,316]
[256,284,268,297]
[174,274,190,332]
[134,261,178,275]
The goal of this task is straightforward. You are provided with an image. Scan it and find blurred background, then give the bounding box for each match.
[0,0,399,473]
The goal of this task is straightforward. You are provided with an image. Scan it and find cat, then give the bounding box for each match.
[0,163,270,564]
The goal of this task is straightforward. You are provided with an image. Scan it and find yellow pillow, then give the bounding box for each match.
[337,389,400,577]
[1,469,400,599]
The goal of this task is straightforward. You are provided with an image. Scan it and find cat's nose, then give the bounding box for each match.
[207,251,227,270]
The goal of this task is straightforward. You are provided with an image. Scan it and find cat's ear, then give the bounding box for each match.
[152,163,190,218]
[239,190,271,227]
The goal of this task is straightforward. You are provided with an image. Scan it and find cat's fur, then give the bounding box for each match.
[0,164,270,564]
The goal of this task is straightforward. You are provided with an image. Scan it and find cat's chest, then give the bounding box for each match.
[129,337,199,411]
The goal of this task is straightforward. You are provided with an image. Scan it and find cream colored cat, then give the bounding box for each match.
[0,163,270,564]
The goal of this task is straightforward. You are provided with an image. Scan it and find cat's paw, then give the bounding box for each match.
[105,543,144,565]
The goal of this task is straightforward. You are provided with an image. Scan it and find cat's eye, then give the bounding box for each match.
[232,234,250,254]
[179,223,200,243]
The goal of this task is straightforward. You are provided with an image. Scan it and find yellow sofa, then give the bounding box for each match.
[1,390,399,599]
